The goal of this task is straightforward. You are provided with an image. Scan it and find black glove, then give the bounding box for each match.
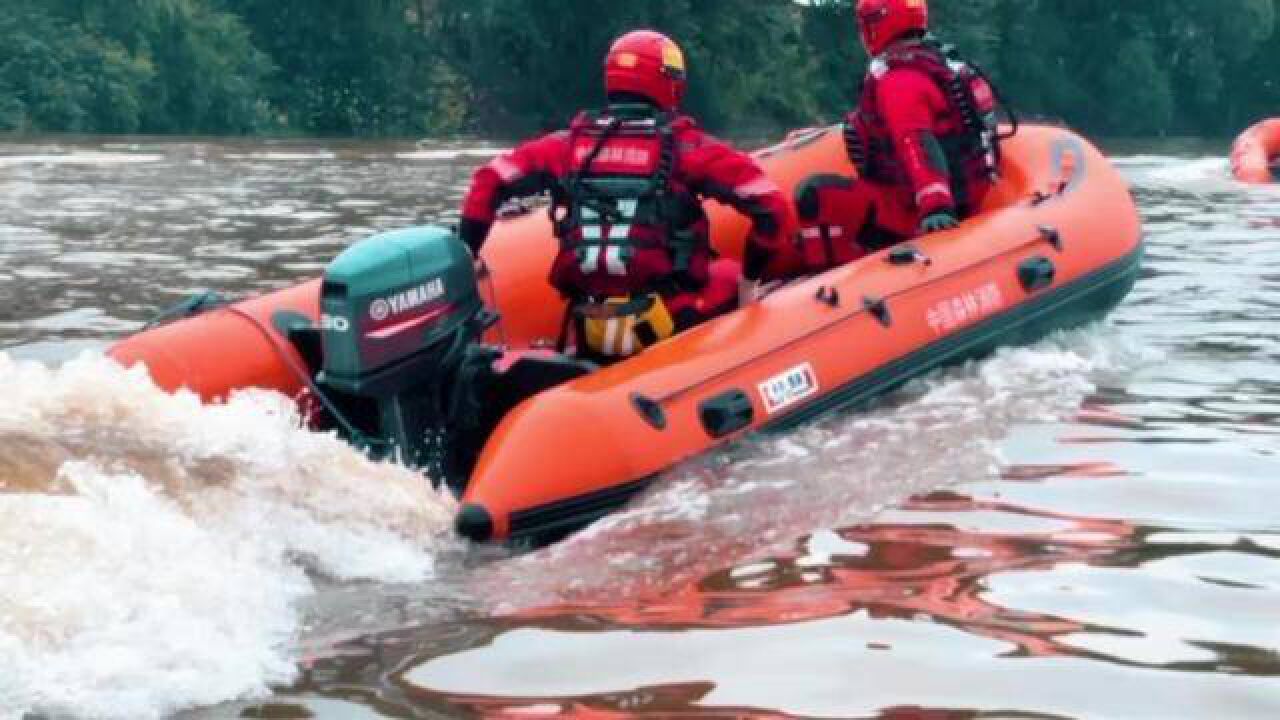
[742,239,771,282]
[918,210,959,235]
[457,217,491,256]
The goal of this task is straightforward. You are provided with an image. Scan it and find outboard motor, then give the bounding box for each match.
[315,226,496,487]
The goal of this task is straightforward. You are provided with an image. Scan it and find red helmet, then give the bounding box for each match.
[856,0,929,56]
[604,30,687,111]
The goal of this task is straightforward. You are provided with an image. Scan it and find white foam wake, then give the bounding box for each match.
[395,147,504,161]
[0,352,458,719]
[0,152,165,167]
[1115,155,1235,190]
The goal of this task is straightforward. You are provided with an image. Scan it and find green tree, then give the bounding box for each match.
[0,3,152,132]
[0,0,270,134]
[4,0,1279,138]
[800,0,862,114]
[139,1,273,133]
[223,0,443,135]
[434,0,821,136]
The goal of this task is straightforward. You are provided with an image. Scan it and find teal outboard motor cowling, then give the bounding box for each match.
[315,226,492,472]
[319,226,482,397]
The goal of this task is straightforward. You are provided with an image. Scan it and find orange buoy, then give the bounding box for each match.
[110,123,1143,545]
[1231,118,1280,184]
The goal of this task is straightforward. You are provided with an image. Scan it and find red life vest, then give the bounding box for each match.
[846,39,1002,211]
[550,109,710,299]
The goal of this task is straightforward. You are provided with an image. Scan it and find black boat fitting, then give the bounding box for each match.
[455,503,494,543]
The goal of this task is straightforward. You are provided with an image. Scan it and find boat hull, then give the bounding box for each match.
[458,125,1144,543]
[1231,118,1280,184]
[108,124,1144,545]
[476,242,1143,546]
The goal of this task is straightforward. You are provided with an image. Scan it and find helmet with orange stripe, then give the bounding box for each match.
[603,30,687,111]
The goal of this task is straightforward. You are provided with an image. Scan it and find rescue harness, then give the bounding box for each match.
[845,36,1017,209]
[550,106,709,358]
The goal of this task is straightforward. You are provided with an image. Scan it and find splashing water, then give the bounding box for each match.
[479,327,1149,612]
[11,137,1255,719]
[0,325,1143,718]
[0,353,458,719]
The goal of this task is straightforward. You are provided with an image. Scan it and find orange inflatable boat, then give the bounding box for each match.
[110,123,1143,545]
[1231,118,1280,183]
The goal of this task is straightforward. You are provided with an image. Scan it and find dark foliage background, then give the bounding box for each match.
[1,0,1276,138]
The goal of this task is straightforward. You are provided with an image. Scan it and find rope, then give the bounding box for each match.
[221,306,391,454]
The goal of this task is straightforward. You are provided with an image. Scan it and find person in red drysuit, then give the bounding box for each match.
[787,0,1008,274]
[459,30,791,361]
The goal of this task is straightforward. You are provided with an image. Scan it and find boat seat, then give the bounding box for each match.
[490,352,595,414]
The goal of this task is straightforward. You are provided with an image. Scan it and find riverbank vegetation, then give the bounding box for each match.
[1,0,1276,138]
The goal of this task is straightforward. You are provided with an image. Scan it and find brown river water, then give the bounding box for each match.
[0,137,1277,719]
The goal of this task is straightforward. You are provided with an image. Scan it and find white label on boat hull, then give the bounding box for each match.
[759,362,819,415]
